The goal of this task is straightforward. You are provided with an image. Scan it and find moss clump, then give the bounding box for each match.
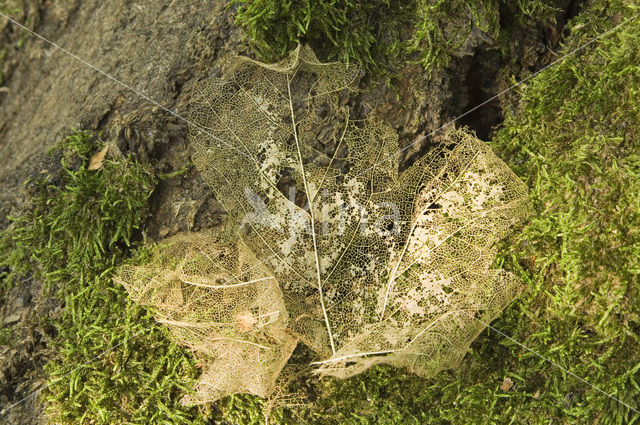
[230,0,561,75]
[487,0,640,422]
[0,131,206,424]
[2,131,154,281]
[229,0,412,76]
[492,0,640,343]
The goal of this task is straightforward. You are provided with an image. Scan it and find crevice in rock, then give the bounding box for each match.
[455,49,503,141]
[561,0,587,37]
[452,0,589,141]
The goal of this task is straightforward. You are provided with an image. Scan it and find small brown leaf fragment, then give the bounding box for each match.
[88,145,109,170]
[500,376,513,392]
[534,389,541,399]
[237,311,258,333]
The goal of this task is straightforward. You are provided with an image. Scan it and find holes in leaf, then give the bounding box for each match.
[473,309,486,320]
[384,220,395,233]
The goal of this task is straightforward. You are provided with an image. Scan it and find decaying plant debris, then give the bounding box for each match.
[116,46,530,402]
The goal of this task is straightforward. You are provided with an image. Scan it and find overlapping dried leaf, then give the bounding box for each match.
[114,231,296,402]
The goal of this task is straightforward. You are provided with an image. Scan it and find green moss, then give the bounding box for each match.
[487,0,640,422]
[229,0,410,76]
[230,0,561,76]
[0,131,206,424]
[492,0,640,340]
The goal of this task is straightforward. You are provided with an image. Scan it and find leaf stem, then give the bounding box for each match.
[286,73,336,354]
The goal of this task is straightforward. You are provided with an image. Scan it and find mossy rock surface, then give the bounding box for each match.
[2,0,639,424]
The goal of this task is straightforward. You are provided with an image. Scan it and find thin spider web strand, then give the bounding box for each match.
[353,11,640,179]
[365,253,640,416]
[0,12,254,164]
[456,307,640,415]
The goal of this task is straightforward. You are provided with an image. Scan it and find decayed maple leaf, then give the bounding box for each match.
[117,46,530,402]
